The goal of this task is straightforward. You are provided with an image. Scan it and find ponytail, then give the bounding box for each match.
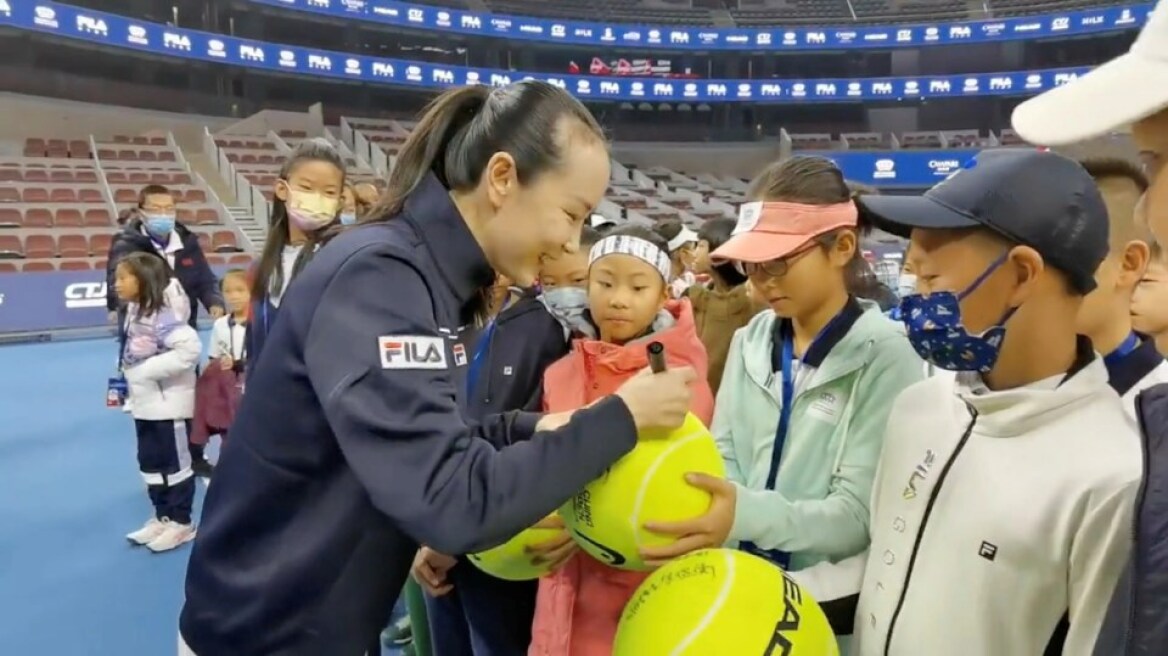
[370,86,491,220]
[367,80,605,223]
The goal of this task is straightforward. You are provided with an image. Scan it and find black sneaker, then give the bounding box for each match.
[192,459,215,479]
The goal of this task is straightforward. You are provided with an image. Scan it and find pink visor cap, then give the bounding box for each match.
[711,201,859,264]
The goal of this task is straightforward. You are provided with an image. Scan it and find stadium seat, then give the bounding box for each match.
[0,188,19,203]
[196,233,212,252]
[0,261,18,273]
[211,231,240,253]
[78,188,104,203]
[194,209,219,225]
[177,209,195,224]
[0,169,20,182]
[49,170,74,182]
[50,188,77,203]
[24,234,56,258]
[129,172,151,184]
[58,234,90,258]
[25,209,53,228]
[83,209,112,227]
[0,235,22,258]
[75,170,98,183]
[228,254,253,266]
[114,189,138,204]
[89,234,113,256]
[22,260,55,272]
[59,260,90,271]
[185,190,207,203]
[95,259,108,272]
[206,255,227,266]
[22,188,49,203]
[23,169,49,182]
[0,209,21,227]
[55,209,84,227]
[69,140,91,158]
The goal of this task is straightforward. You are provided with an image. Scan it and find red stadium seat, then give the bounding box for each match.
[89,234,113,256]
[97,149,117,160]
[177,209,195,225]
[59,260,90,271]
[228,254,253,266]
[55,209,84,227]
[112,136,130,143]
[158,152,176,162]
[74,170,98,183]
[194,209,219,225]
[172,174,192,185]
[211,231,239,253]
[0,262,18,273]
[49,170,74,182]
[58,234,89,258]
[69,140,91,158]
[95,259,107,271]
[23,169,48,182]
[131,136,149,145]
[114,189,138,204]
[206,255,227,266]
[0,209,22,227]
[22,260,55,272]
[83,209,112,227]
[185,190,207,203]
[22,188,49,203]
[0,188,20,203]
[139,151,157,162]
[78,188,104,203]
[24,234,56,258]
[0,169,21,182]
[24,209,53,228]
[0,235,23,258]
[105,171,127,183]
[49,188,77,203]
[129,172,151,184]
[117,150,138,161]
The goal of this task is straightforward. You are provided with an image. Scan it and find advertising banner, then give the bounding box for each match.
[0,1,1097,104]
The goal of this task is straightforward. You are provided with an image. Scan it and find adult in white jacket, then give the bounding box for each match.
[796,150,1141,656]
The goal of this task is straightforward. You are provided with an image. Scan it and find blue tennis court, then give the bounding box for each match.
[0,336,406,655]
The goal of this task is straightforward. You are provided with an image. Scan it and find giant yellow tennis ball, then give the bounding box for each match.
[560,413,726,572]
[614,549,840,656]
[467,519,563,581]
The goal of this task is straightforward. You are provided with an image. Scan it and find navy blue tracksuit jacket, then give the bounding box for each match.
[179,174,637,655]
[105,219,221,328]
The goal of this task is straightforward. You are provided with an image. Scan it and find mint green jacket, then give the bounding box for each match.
[715,301,923,571]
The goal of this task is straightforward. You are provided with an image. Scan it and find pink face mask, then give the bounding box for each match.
[285,190,338,231]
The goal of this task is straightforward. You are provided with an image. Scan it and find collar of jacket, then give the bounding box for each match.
[952,337,1110,437]
[401,173,495,313]
[739,298,895,392]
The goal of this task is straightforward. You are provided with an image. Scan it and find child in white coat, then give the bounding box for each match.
[115,252,202,553]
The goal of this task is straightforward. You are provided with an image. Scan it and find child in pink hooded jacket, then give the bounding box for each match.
[529,226,714,655]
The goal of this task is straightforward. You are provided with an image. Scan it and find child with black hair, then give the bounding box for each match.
[246,138,346,369]
[654,219,701,298]
[529,224,714,656]
[115,252,202,553]
[643,158,922,627]
[685,217,764,392]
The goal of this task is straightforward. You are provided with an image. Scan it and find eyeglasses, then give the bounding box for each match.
[735,243,819,279]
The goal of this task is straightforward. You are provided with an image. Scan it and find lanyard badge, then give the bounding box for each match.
[107,374,128,408]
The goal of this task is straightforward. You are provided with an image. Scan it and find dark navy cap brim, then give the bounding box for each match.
[856,194,982,239]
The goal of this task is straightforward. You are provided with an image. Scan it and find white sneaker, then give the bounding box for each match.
[145,519,196,553]
[126,517,167,545]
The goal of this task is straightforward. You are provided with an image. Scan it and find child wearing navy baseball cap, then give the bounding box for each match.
[794,149,1142,656]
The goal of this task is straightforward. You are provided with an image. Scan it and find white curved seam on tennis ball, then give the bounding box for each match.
[630,428,708,553]
[671,550,735,655]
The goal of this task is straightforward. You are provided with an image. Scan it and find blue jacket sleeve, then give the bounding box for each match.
[303,250,638,556]
[184,236,223,312]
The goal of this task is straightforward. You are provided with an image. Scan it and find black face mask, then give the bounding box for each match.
[713,261,748,287]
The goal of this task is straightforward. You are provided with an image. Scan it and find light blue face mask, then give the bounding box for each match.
[143,214,175,236]
[539,286,596,339]
[340,212,357,226]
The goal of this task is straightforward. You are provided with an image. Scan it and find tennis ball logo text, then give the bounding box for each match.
[763,573,806,656]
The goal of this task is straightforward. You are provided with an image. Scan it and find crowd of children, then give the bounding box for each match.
[96,67,1168,655]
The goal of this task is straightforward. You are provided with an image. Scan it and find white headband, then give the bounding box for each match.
[666,226,700,252]
[589,235,673,281]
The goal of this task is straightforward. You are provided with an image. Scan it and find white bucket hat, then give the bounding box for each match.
[1012,2,1168,145]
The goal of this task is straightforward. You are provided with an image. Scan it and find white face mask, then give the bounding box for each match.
[897,273,918,298]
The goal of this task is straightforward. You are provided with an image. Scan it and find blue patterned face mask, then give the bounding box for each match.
[540,286,596,338]
[900,253,1017,373]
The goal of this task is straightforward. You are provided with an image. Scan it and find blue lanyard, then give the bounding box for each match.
[466,297,512,397]
[740,308,851,569]
[116,312,129,371]
[1103,332,1140,369]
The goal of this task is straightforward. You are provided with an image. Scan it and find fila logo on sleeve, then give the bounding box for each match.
[379,335,447,370]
